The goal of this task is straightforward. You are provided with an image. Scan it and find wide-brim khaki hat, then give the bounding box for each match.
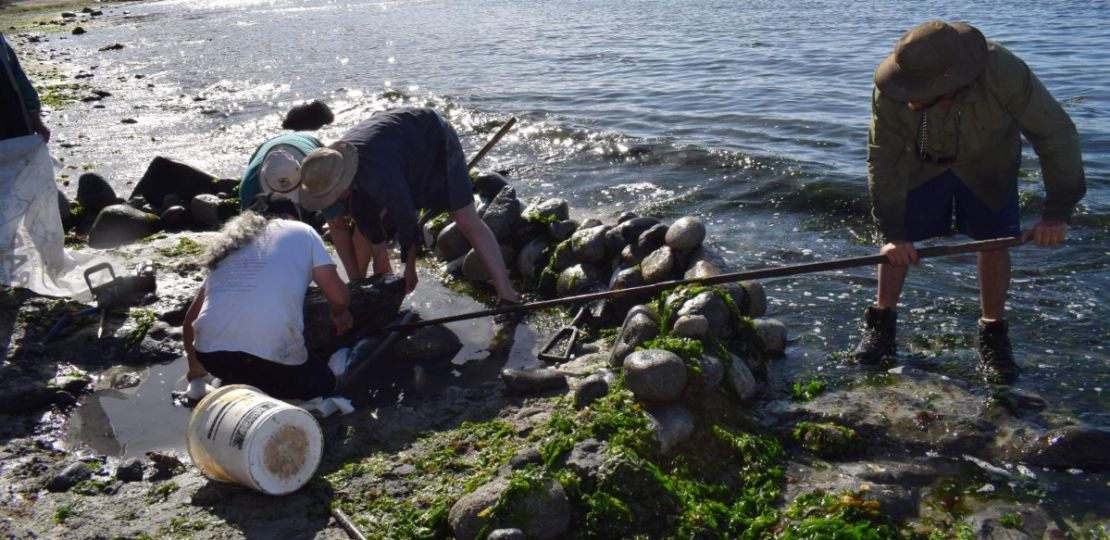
[298,141,358,212]
[875,21,988,103]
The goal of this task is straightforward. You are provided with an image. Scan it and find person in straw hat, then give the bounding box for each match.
[299,107,522,306]
[239,132,387,281]
[182,193,353,401]
[854,20,1086,383]
[237,132,322,210]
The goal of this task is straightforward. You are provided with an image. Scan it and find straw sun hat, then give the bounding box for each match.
[259,149,304,201]
[298,141,359,211]
[875,20,988,103]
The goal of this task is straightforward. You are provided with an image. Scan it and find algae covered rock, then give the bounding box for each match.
[87,204,161,248]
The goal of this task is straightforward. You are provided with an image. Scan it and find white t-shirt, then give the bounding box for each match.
[192,219,335,366]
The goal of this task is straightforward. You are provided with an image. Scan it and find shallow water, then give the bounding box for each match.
[34,0,1108,483]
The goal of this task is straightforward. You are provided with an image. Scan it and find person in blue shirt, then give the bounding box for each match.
[298,107,521,305]
[1,32,50,142]
[238,132,387,281]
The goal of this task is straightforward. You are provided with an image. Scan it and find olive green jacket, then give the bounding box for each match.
[867,42,1086,242]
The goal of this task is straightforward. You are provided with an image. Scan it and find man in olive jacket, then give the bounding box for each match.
[855,21,1086,382]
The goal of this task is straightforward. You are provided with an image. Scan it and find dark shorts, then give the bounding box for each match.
[196,350,336,400]
[434,113,474,212]
[904,170,1020,241]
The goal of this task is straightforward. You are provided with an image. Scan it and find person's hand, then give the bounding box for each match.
[404,264,418,293]
[31,115,50,143]
[881,241,918,266]
[331,308,354,335]
[1025,220,1068,247]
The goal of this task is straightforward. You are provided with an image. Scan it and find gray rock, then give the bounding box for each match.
[636,223,669,255]
[481,186,523,243]
[190,193,223,228]
[76,172,118,214]
[608,305,659,367]
[691,354,725,395]
[547,220,577,242]
[603,225,629,254]
[623,349,687,402]
[501,369,568,395]
[50,376,90,395]
[159,205,189,232]
[434,222,471,262]
[640,246,676,283]
[487,529,526,540]
[574,373,610,409]
[0,376,53,414]
[619,216,661,243]
[555,264,605,297]
[129,156,216,209]
[619,243,643,267]
[474,172,510,200]
[579,218,603,229]
[497,447,544,477]
[462,248,490,283]
[1019,425,1110,471]
[115,458,144,482]
[87,204,161,248]
[569,225,609,264]
[281,99,333,130]
[677,291,732,339]
[645,404,695,453]
[392,324,463,361]
[726,353,758,401]
[564,438,608,489]
[58,190,75,230]
[684,259,721,279]
[48,462,92,492]
[672,314,709,338]
[448,478,570,540]
[664,216,706,251]
[743,280,767,318]
[522,197,570,223]
[548,240,579,275]
[753,318,787,356]
[516,238,548,278]
[616,211,638,223]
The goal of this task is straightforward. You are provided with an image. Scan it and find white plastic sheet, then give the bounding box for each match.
[0,134,109,301]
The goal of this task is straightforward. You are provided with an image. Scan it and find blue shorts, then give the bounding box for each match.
[904,170,1020,241]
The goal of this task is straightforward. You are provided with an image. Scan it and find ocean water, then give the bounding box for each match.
[38,0,1109,416]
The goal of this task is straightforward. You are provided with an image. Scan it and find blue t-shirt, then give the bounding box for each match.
[238,133,322,210]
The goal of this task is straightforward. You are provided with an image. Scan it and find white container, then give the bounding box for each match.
[186,385,323,495]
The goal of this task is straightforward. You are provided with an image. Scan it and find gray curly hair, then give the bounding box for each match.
[205,211,270,270]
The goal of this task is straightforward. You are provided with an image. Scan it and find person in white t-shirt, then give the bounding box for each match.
[182,195,353,400]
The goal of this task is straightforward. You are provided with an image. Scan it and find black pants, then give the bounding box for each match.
[196,350,336,400]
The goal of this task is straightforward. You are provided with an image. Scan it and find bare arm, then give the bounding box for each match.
[328,216,361,281]
[183,287,208,380]
[312,264,353,335]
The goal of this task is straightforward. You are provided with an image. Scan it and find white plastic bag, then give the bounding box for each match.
[0,134,108,301]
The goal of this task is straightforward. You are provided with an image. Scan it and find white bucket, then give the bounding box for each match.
[186,385,323,495]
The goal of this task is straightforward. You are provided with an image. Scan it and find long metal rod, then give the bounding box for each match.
[330,508,368,540]
[373,235,1025,334]
[467,117,517,171]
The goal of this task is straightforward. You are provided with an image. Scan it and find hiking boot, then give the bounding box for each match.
[978,319,1019,384]
[851,306,896,365]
